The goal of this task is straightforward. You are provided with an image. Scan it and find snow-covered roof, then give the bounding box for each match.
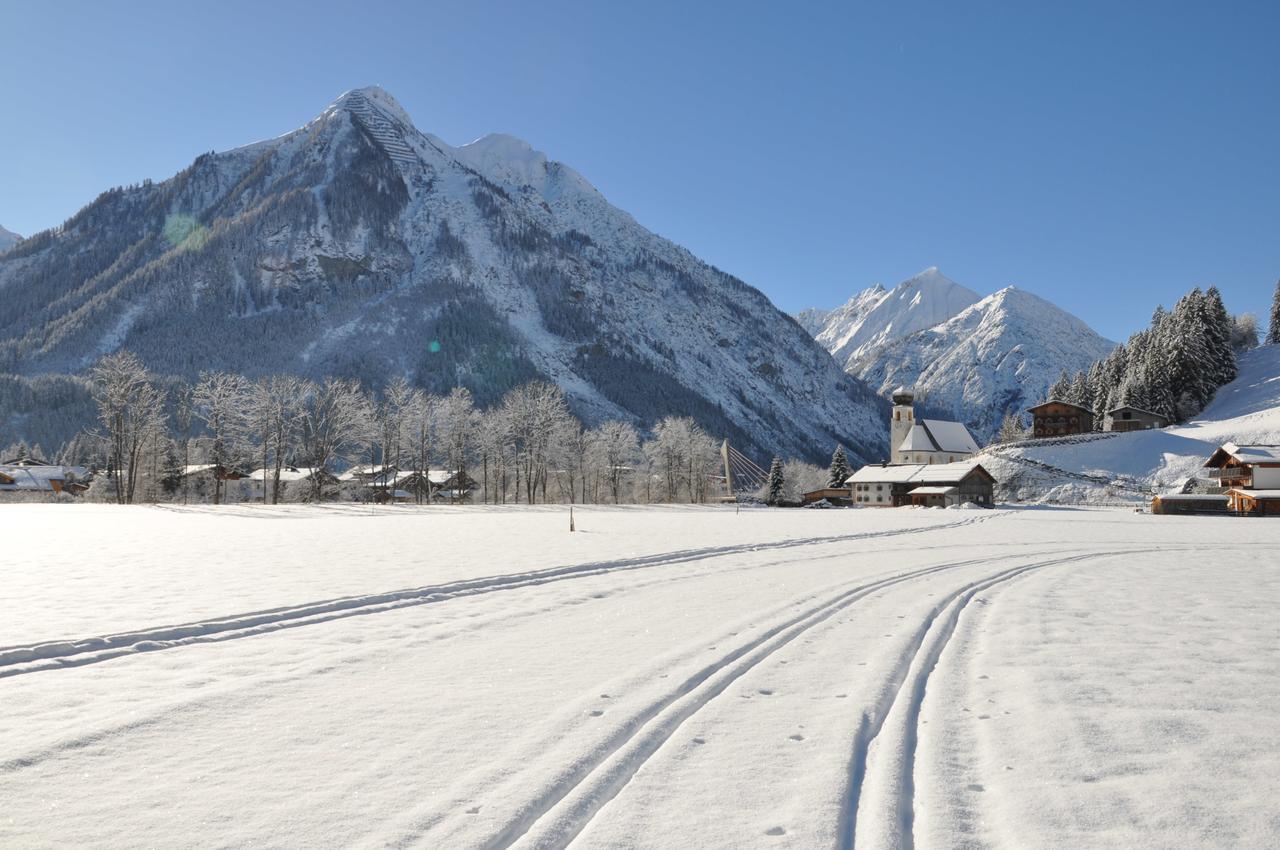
[0,465,87,491]
[1226,489,1280,499]
[1213,443,1280,465]
[1155,493,1228,502]
[847,462,991,486]
[1106,405,1166,418]
[1029,400,1095,414]
[909,485,958,495]
[247,467,316,483]
[898,420,980,455]
[338,464,395,481]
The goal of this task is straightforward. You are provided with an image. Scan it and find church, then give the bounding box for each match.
[888,387,980,464]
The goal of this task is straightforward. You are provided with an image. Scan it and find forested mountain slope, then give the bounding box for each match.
[0,87,886,462]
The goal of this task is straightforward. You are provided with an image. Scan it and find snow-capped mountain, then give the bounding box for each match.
[853,286,1116,441]
[0,225,20,252]
[809,268,982,370]
[0,86,887,462]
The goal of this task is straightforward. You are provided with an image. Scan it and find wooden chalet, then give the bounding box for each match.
[1027,400,1094,438]
[847,462,996,508]
[1205,443,1280,516]
[1153,443,1280,516]
[1105,405,1169,433]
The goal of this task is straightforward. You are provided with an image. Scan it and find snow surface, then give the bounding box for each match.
[2,504,1277,849]
[980,345,1280,502]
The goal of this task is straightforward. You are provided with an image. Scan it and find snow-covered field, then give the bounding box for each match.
[2,504,1277,849]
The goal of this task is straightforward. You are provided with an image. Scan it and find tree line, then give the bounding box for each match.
[71,350,761,506]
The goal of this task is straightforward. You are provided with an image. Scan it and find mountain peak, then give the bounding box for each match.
[330,86,415,127]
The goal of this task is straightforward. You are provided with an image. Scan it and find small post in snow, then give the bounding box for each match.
[569,505,576,532]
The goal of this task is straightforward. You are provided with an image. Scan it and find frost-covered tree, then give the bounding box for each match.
[193,372,252,505]
[247,374,308,504]
[766,457,784,506]
[89,350,168,504]
[996,412,1029,444]
[299,378,372,501]
[590,420,639,504]
[827,445,852,489]
[437,387,480,503]
[1230,313,1260,354]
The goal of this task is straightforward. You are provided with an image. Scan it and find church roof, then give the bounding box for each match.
[897,420,979,455]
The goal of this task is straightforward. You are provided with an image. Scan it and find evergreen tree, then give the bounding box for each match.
[1204,287,1237,387]
[1067,371,1090,407]
[1268,280,1280,345]
[826,445,852,489]
[766,457,785,506]
[1047,371,1072,402]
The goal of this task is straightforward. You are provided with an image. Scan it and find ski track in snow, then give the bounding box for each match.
[469,549,1055,850]
[0,514,1002,678]
[4,507,1277,850]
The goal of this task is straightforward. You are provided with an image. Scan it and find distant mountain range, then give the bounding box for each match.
[801,269,1116,441]
[0,225,21,252]
[0,87,887,462]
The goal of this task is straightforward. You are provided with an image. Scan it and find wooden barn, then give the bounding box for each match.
[800,487,853,507]
[1105,405,1169,432]
[1027,401,1094,438]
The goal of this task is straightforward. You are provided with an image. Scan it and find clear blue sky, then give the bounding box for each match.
[2,0,1277,340]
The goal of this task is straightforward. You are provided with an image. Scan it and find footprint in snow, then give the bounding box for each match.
[465,806,481,815]
[978,674,990,680]
[765,827,786,836]
[692,737,706,745]
[977,714,991,720]
[789,734,805,741]
[967,784,985,793]
[600,694,611,699]
[757,689,774,696]
[835,694,848,699]
[589,710,604,717]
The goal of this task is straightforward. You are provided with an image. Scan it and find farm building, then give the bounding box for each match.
[1153,443,1280,517]
[800,488,854,507]
[888,387,980,465]
[1150,493,1229,515]
[846,462,996,508]
[1105,405,1169,432]
[1027,400,1095,438]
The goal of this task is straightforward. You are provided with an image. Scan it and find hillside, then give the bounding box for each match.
[0,87,887,462]
[977,344,1280,502]
[0,225,20,253]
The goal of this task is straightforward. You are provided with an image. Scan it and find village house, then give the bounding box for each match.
[1153,443,1280,516]
[349,466,478,503]
[888,387,980,464]
[1027,400,1095,437]
[244,466,336,501]
[1105,405,1169,432]
[0,463,91,497]
[1207,443,1280,516]
[847,461,996,508]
